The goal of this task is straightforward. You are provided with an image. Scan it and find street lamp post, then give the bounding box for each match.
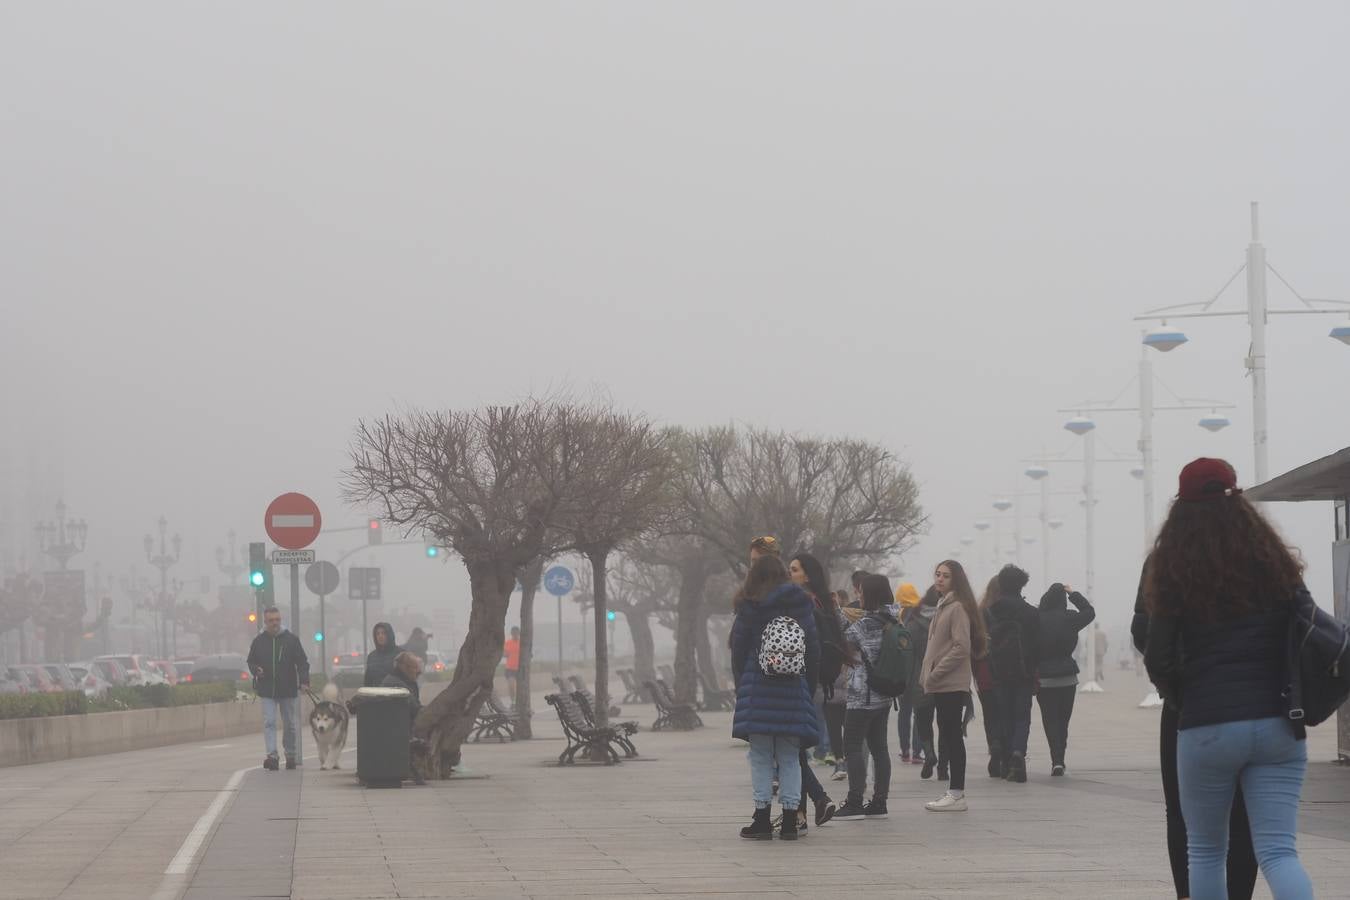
[1136,202,1350,485]
[34,501,87,572]
[144,516,181,659]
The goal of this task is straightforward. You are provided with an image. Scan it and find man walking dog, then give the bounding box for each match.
[247,606,311,771]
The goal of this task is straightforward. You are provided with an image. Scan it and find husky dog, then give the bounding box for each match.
[308,683,349,770]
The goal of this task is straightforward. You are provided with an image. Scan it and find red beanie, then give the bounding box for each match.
[1178,457,1239,502]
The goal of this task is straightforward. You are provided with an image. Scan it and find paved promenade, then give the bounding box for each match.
[3,670,1349,899]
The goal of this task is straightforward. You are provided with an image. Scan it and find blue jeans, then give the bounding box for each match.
[748,734,800,810]
[262,696,299,758]
[1177,717,1311,900]
[995,680,1034,759]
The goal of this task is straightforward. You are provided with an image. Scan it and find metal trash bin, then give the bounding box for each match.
[354,686,411,788]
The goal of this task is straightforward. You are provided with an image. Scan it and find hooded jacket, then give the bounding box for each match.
[730,582,821,746]
[845,603,902,710]
[988,590,1041,685]
[1037,584,1096,681]
[364,622,401,687]
[247,628,310,699]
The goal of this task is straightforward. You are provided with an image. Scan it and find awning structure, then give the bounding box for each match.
[1246,447,1350,502]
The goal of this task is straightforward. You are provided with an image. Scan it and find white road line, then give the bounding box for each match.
[163,766,250,875]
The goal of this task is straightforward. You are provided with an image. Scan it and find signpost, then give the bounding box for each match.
[264,492,322,763]
[543,565,575,673]
[305,561,340,677]
[349,567,383,656]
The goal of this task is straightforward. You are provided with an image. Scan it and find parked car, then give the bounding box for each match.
[40,664,81,692]
[150,660,179,685]
[67,663,113,698]
[0,671,26,694]
[93,654,166,686]
[331,661,367,689]
[187,654,251,686]
[84,658,130,687]
[7,665,63,694]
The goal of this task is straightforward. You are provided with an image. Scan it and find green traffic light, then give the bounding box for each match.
[250,570,265,587]
[606,610,616,621]
[314,631,324,642]
[426,545,439,558]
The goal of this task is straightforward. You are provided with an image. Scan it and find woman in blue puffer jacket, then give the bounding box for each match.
[731,554,821,841]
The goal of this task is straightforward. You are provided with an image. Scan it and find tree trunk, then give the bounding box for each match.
[413,557,514,779]
[513,558,544,740]
[672,563,707,705]
[588,550,611,729]
[694,606,725,690]
[624,608,656,687]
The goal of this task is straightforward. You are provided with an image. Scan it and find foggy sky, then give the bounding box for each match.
[4,3,1349,648]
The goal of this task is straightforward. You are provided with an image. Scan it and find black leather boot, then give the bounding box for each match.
[740,806,773,840]
[779,807,799,841]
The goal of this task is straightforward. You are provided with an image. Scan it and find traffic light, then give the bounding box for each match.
[606,610,617,622]
[367,519,382,545]
[425,544,439,559]
[247,542,274,628]
[313,631,324,643]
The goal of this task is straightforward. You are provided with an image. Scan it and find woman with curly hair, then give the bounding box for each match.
[1144,458,1312,900]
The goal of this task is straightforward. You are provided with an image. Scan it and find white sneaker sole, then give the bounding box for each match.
[924,802,968,812]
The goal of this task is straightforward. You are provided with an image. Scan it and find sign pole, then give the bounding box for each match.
[290,562,303,763]
[320,593,327,679]
[557,595,563,676]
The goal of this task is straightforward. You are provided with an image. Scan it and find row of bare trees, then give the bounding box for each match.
[342,399,924,778]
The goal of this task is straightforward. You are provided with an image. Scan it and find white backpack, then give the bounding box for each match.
[759,615,807,677]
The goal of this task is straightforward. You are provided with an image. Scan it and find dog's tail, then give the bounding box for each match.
[321,682,341,703]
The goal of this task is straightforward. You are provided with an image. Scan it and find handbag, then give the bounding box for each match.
[1285,586,1350,728]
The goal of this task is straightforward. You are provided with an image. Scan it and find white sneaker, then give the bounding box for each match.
[924,791,968,812]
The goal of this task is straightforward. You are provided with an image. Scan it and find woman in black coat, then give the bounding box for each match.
[730,554,820,841]
[1035,583,1094,776]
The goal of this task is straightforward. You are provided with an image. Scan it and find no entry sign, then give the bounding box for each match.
[264,493,322,550]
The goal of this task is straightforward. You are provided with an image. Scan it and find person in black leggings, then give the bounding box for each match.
[1134,565,1257,899]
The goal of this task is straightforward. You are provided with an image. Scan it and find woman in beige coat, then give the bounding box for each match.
[920,559,989,812]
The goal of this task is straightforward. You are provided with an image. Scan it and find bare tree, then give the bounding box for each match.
[559,410,676,732]
[635,535,726,704]
[343,402,592,777]
[608,554,679,686]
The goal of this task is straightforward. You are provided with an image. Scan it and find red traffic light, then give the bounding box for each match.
[369,519,380,529]
[367,518,383,546]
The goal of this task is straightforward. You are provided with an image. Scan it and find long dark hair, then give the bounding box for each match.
[860,573,893,612]
[1145,494,1304,623]
[735,554,790,612]
[921,585,940,606]
[790,552,830,605]
[937,559,989,658]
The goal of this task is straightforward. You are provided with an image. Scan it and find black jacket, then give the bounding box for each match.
[365,622,400,687]
[247,629,310,699]
[1037,584,1095,680]
[1144,609,1289,731]
[988,591,1040,684]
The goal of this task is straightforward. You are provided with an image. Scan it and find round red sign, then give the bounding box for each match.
[264,492,323,550]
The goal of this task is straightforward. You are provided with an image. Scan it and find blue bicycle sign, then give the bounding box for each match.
[543,566,575,597]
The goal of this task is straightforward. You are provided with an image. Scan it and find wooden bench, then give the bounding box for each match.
[617,668,646,704]
[470,691,519,743]
[698,672,736,712]
[644,680,704,731]
[545,693,629,765]
[571,690,639,757]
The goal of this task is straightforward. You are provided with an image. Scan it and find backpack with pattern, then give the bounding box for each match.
[759,615,807,677]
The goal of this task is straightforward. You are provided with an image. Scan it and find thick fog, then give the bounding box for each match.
[3,3,1348,656]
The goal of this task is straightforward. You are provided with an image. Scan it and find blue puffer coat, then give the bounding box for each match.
[730,582,821,747]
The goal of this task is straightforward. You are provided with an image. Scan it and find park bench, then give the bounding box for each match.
[570,690,639,757]
[617,668,645,704]
[698,672,736,712]
[545,693,628,765]
[643,679,704,731]
[567,674,588,694]
[470,691,519,743]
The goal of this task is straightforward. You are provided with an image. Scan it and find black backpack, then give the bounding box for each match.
[1286,587,1350,727]
[990,615,1031,683]
[814,607,846,690]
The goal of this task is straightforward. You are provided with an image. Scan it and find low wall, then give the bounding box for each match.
[0,700,262,768]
